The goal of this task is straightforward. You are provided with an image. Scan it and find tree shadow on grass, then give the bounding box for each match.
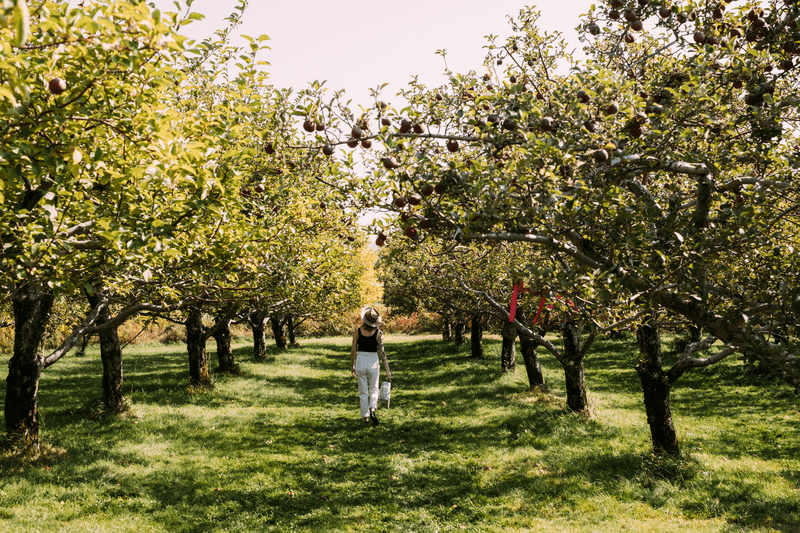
[7,337,800,532]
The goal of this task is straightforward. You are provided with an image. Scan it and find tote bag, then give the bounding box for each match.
[378,381,391,408]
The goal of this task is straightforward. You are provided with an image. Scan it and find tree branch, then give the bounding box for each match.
[456,278,565,363]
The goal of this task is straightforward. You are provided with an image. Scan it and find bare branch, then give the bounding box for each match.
[61,220,96,238]
[42,298,109,368]
[456,278,565,363]
[666,335,737,384]
[466,232,603,270]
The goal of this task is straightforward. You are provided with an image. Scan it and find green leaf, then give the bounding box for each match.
[12,0,30,47]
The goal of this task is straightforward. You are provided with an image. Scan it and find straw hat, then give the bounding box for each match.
[360,306,382,328]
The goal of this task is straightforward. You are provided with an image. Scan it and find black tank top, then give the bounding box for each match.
[357,328,379,353]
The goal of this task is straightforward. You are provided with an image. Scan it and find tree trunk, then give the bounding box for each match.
[186,308,210,386]
[87,291,126,414]
[250,312,268,360]
[520,334,546,391]
[76,333,90,357]
[287,316,298,347]
[561,320,588,413]
[636,321,680,455]
[454,321,466,346]
[442,319,452,342]
[500,320,517,372]
[5,284,54,446]
[470,314,484,359]
[271,316,287,349]
[213,316,237,374]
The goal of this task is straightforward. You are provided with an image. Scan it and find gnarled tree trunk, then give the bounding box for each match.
[636,321,680,455]
[561,320,588,413]
[454,320,466,346]
[186,307,210,386]
[287,316,299,347]
[250,311,268,361]
[5,284,54,446]
[271,316,287,349]
[213,316,237,374]
[441,318,452,342]
[87,291,126,413]
[517,308,545,391]
[520,335,545,391]
[470,313,484,359]
[500,319,517,372]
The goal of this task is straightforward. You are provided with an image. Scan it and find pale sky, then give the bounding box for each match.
[146,0,595,107]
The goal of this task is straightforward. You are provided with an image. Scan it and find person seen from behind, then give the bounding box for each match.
[350,306,391,426]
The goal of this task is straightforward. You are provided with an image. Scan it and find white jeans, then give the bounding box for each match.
[355,351,379,418]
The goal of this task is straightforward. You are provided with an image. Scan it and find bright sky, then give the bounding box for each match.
[147,0,595,107]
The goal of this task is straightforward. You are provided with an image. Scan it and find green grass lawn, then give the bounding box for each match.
[1,333,799,532]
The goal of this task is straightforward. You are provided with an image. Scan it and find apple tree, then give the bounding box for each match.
[342,1,799,454]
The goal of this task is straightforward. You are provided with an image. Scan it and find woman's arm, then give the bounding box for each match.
[378,331,392,381]
[350,327,358,377]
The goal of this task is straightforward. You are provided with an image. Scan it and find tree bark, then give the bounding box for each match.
[271,316,287,349]
[186,307,210,386]
[520,335,546,391]
[76,333,90,357]
[213,316,238,374]
[636,321,680,455]
[516,308,545,390]
[287,316,298,347]
[454,320,466,346]
[442,319,452,342]
[500,319,517,372]
[562,320,588,413]
[250,311,268,361]
[470,314,484,359]
[5,284,54,446]
[86,291,126,414]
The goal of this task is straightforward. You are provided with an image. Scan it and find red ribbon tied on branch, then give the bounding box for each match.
[509,282,575,325]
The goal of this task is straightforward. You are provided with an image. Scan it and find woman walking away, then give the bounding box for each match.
[351,306,392,426]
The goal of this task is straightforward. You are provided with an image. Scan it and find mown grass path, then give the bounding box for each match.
[1,334,799,532]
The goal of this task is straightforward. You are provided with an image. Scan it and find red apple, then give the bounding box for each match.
[693,30,706,44]
[382,157,399,170]
[48,78,67,95]
[593,149,609,162]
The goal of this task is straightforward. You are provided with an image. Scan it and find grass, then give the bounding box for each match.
[0,333,799,532]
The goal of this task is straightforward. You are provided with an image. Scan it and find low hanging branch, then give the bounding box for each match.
[456,278,565,362]
[666,335,737,384]
[41,298,194,368]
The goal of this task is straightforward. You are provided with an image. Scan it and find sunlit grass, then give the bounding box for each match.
[0,333,798,532]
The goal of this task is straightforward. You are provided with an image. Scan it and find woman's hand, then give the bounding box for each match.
[351,366,356,378]
[386,371,392,382]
